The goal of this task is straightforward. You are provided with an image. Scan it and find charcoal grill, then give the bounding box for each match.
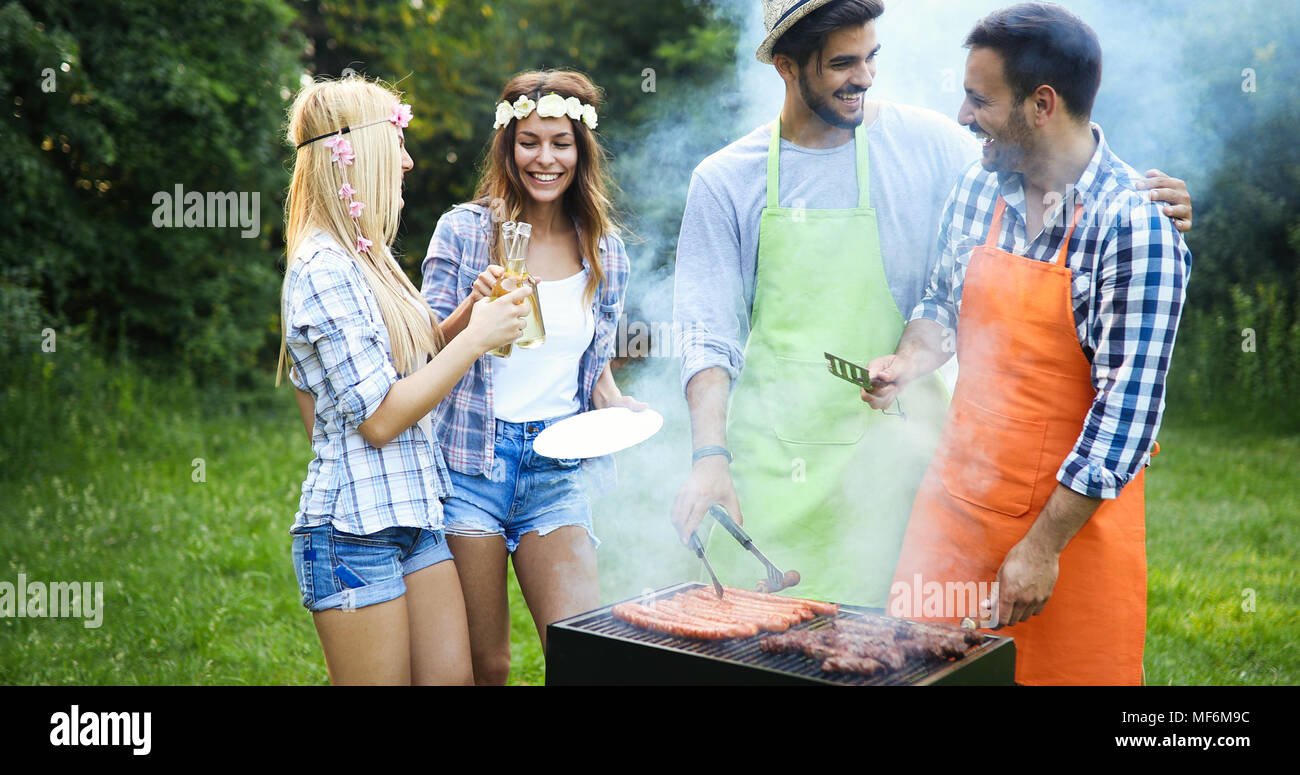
[545,582,1016,686]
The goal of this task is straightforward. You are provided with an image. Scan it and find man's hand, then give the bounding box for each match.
[861,353,908,411]
[990,484,1100,627]
[993,534,1060,628]
[671,456,743,546]
[1136,169,1193,233]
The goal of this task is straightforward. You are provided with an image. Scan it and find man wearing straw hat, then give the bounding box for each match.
[669,0,1192,607]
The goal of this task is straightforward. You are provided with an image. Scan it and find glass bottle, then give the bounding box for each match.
[488,221,519,358]
[487,221,547,356]
[512,223,547,349]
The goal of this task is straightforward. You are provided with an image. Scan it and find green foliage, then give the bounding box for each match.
[296,0,738,263]
[1166,106,1300,428]
[1166,273,1300,429]
[1,0,737,387]
[1159,0,1300,429]
[2,0,304,389]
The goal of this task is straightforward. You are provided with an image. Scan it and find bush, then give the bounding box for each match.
[1,0,303,390]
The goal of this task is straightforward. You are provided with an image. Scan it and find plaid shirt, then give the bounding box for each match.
[284,230,454,534]
[912,125,1192,499]
[421,203,629,488]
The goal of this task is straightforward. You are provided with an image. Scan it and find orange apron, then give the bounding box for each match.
[890,198,1147,685]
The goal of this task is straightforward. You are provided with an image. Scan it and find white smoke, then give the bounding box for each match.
[592,0,1257,603]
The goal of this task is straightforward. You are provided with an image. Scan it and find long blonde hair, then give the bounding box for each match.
[474,69,620,307]
[277,76,441,385]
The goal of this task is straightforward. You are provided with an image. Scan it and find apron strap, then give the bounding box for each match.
[986,198,1007,248]
[766,119,782,210]
[766,117,872,210]
[854,121,870,209]
[1054,202,1085,266]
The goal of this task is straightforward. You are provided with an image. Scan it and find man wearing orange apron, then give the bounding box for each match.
[865,4,1192,684]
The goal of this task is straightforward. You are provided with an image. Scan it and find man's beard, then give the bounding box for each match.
[981,101,1034,173]
[798,67,864,130]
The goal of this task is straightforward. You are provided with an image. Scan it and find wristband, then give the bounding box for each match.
[692,445,733,465]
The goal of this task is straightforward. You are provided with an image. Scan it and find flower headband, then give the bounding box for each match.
[493,92,598,131]
[298,102,412,255]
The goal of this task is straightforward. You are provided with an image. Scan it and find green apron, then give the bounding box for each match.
[705,118,950,607]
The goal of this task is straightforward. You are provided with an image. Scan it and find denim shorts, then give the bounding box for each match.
[442,416,597,553]
[290,523,454,612]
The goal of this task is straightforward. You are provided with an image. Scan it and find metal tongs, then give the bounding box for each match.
[687,532,724,599]
[706,506,800,594]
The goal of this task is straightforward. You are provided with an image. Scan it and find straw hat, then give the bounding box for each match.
[755,0,842,64]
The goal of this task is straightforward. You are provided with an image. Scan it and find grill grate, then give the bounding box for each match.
[547,582,1016,686]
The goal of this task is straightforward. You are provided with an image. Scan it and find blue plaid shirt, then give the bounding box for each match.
[421,203,629,490]
[284,230,454,534]
[912,125,1192,499]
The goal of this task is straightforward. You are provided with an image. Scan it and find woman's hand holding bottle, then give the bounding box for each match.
[466,284,532,354]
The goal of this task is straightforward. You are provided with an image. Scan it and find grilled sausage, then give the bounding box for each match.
[674,594,793,632]
[613,603,759,639]
[722,586,839,617]
[611,602,742,640]
[685,588,811,624]
[652,599,760,638]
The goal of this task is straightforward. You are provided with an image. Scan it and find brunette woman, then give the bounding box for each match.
[422,70,643,685]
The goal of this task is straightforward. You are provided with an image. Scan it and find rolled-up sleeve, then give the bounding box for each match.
[1057,202,1191,499]
[422,212,467,321]
[288,257,399,428]
[673,173,746,394]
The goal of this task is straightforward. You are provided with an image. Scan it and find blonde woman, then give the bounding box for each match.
[422,70,642,685]
[279,76,532,685]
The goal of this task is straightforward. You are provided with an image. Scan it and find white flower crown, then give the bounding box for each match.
[494,92,598,131]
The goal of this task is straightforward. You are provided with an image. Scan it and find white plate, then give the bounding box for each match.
[533,407,664,459]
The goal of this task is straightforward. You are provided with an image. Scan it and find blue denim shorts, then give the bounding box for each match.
[442,416,597,553]
[290,523,454,612]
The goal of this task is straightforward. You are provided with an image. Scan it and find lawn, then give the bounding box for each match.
[1142,424,1298,685]
[1,361,1294,685]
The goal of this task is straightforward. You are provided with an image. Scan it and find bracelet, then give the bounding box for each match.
[692,445,733,465]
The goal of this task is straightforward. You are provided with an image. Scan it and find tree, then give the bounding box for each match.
[2,0,303,387]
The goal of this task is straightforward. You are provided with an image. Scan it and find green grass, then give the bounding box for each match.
[0,355,552,685]
[1143,424,1299,685]
[0,356,1295,684]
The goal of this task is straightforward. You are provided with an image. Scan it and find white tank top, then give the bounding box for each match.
[492,269,596,422]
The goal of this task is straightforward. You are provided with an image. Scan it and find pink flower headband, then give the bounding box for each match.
[298,102,412,254]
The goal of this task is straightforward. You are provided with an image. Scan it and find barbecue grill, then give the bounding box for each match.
[546,582,1016,685]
